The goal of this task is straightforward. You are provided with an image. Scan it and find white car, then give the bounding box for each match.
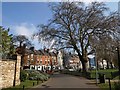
[68,68,74,71]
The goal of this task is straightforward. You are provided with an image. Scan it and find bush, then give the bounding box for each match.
[25,69,49,81]
[114,81,120,90]
[20,70,27,82]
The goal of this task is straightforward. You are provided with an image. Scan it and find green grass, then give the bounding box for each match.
[61,69,119,79]
[98,81,120,90]
[89,69,118,79]
[113,76,120,80]
[2,80,42,90]
[98,82,115,90]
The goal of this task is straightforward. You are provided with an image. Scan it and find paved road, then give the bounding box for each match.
[33,72,100,89]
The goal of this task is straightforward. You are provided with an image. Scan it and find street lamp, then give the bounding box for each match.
[95,50,98,85]
[116,47,120,80]
[91,49,99,85]
[89,49,99,85]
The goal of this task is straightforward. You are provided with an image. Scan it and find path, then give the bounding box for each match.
[32,72,100,89]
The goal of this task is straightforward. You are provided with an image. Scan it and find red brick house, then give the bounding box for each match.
[16,46,58,71]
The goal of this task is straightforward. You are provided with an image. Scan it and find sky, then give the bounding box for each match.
[2,1,120,50]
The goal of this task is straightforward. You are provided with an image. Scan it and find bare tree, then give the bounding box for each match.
[34,2,118,72]
[12,35,32,48]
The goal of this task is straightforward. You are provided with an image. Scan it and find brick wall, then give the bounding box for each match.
[0,55,21,89]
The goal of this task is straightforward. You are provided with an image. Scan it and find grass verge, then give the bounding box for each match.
[2,80,42,90]
[88,69,118,79]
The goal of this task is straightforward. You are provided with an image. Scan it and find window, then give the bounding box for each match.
[31,54,34,58]
[27,60,30,65]
[48,60,50,64]
[45,61,47,64]
[40,60,42,64]
[45,60,47,64]
[37,61,39,63]
[31,60,34,64]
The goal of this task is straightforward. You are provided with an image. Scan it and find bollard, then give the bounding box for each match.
[111,72,113,79]
[37,80,39,85]
[99,73,105,83]
[108,78,111,90]
[33,82,35,86]
[23,85,25,90]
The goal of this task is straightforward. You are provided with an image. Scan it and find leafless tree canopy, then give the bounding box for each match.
[12,35,32,48]
[34,2,119,72]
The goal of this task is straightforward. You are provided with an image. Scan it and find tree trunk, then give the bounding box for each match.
[20,41,22,47]
[81,60,87,73]
[110,62,113,69]
[73,44,88,73]
[77,52,87,73]
[74,47,87,73]
[107,61,109,69]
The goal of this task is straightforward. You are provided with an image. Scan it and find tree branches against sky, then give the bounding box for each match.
[2,1,119,49]
[2,0,120,2]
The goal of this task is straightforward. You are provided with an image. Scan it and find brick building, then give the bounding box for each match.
[16,46,58,71]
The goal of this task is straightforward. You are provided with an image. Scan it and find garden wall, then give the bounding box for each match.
[0,55,21,89]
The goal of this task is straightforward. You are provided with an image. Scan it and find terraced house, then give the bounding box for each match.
[16,46,58,71]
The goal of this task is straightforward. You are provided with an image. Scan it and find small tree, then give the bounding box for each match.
[0,26,14,59]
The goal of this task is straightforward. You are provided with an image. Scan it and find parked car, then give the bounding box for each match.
[68,67,75,71]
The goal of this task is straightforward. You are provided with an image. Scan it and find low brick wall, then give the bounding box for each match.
[0,55,21,89]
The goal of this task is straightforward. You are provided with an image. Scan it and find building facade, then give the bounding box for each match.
[16,47,58,72]
[57,50,64,70]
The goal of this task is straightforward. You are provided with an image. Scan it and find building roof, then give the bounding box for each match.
[38,50,44,55]
[39,50,49,56]
[34,50,40,55]
[49,52,57,56]
[25,48,34,54]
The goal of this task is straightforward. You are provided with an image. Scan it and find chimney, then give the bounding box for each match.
[44,46,46,51]
[30,47,34,51]
[47,49,49,53]
[23,44,26,49]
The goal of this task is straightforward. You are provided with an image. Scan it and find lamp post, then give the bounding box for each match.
[95,52,98,84]
[94,49,98,85]
[116,47,120,80]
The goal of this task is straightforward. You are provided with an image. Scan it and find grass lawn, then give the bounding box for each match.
[61,69,120,90]
[113,76,120,80]
[89,69,118,79]
[98,80,120,90]
[98,82,115,90]
[61,69,119,79]
[2,80,42,90]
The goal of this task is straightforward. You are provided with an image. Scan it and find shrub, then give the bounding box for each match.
[25,69,49,81]
[114,81,120,90]
[20,70,27,82]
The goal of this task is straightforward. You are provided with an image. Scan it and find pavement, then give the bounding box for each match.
[30,72,100,89]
